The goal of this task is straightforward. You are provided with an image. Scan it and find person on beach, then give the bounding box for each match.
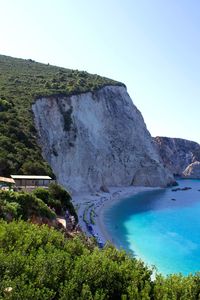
[65,209,70,223]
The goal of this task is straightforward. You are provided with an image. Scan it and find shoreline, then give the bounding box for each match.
[72,185,161,245]
[72,180,200,277]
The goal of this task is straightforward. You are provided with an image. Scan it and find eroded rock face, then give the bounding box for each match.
[154,136,200,176]
[32,86,174,192]
[183,161,200,178]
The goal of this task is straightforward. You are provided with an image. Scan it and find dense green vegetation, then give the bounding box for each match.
[0,220,200,300]
[2,54,200,299]
[0,54,123,177]
[0,190,55,221]
[0,183,77,222]
[33,183,77,221]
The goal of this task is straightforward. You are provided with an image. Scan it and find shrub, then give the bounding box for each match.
[49,183,78,221]
[0,221,151,299]
[0,220,200,299]
[19,161,54,177]
[0,98,12,111]
[33,187,50,204]
[0,190,56,221]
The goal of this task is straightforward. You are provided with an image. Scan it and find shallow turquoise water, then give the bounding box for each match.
[103,180,200,275]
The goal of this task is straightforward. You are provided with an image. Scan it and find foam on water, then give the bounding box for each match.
[103,179,200,275]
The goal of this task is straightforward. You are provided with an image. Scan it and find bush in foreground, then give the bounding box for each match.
[0,220,200,299]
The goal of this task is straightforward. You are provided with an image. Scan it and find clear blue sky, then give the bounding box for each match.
[1,0,199,143]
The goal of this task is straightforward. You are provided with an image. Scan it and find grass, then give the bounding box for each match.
[0,54,124,177]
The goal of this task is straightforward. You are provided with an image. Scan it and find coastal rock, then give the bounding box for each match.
[154,136,200,176]
[32,85,174,192]
[183,161,200,178]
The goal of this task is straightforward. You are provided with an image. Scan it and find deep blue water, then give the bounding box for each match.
[103,180,200,275]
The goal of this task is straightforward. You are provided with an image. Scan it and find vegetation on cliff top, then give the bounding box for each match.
[0,54,124,177]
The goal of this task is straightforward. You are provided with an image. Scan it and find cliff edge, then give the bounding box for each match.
[33,85,174,192]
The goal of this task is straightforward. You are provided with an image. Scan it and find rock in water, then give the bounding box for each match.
[32,85,174,192]
[183,161,200,178]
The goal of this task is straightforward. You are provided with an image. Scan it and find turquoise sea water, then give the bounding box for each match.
[103,180,200,275]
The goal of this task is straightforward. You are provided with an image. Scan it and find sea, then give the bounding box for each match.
[103,179,200,275]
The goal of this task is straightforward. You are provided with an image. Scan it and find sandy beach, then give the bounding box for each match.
[72,186,160,246]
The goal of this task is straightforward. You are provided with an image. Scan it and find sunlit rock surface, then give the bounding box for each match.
[33,85,174,192]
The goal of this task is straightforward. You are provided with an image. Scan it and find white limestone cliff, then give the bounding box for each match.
[32,85,174,192]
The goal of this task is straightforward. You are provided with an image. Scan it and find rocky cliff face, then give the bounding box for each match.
[154,136,200,176]
[183,161,200,178]
[32,85,174,192]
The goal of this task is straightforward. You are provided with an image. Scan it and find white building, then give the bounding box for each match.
[11,175,52,189]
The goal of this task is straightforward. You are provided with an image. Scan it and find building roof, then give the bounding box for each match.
[11,175,52,180]
[0,176,15,184]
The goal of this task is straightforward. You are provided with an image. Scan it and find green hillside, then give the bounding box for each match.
[0,54,124,177]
